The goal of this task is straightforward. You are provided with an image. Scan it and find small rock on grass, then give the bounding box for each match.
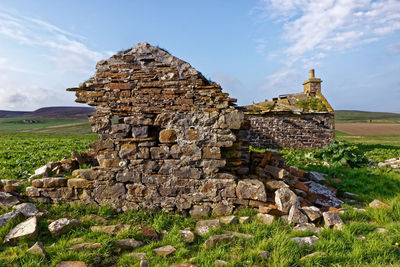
[27,241,46,257]
[291,235,319,246]
[369,199,391,210]
[0,211,22,227]
[239,216,250,224]
[128,252,147,259]
[293,223,321,233]
[214,259,228,266]
[259,251,270,260]
[322,211,344,229]
[0,192,20,209]
[48,218,80,236]
[57,261,87,267]
[153,245,176,256]
[81,214,107,223]
[376,228,388,234]
[257,213,275,225]
[140,259,149,267]
[115,239,143,250]
[195,219,220,236]
[180,228,195,243]
[204,234,233,248]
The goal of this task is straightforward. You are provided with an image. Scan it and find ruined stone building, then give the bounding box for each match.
[27,43,340,217]
[245,69,334,149]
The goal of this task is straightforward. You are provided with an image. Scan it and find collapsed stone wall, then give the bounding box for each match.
[246,112,334,149]
[26,43,342,221]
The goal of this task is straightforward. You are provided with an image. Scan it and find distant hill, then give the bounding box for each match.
[335,110,400,123]
[0,106,94,119]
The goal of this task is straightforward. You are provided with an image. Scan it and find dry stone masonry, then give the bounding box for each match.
[26,43,341,222]
[245,69,334,149]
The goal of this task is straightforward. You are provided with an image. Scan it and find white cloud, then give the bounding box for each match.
[258,0,400,61]
[0,8,106,73]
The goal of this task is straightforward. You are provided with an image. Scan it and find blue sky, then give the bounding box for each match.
[0,0,399,112]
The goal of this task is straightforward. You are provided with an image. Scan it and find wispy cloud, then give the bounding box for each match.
[258,0,400,63]
[0,8,107,73]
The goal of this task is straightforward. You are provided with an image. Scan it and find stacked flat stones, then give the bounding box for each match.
[26,43,342,221]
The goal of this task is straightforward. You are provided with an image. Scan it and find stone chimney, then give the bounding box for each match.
[303,69,322,95]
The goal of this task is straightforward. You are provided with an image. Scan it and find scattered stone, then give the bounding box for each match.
[353,208,367,213]
[214,259,228,266]
[27,241,46,257]
[189,205,210,219]
[29,165,49,180]
[219,215,238,225]
[236,179,267,202]
[322,211,344,229]
[301,206,322,221]
[13,203,39,217]
[259,250,270,260]
[140,227,159,240]
[57,261,87,267]
[256,213,275,225]
[195,219,220,236]
[239,216,250,224]
[153,245,176,256]
[305,181,344,208]
[0,192,20,209]
[129,252,147,259]
[227,231,253,239]
[70,237,84,243]
[288,206,308,224]
[90,224,130,235]
[48,218,80,236]
[291,235,319,246]
[69,242,102,250]
[115,239,144,250]
[4,216,38,243]
[180,229,195,243]
[308,171,326,183]
[293,223,321,233]
[369,199,391,210]
[140,259,149,267]
[0,211,22,227]
[376,228,388,234]
[357,235,366,240]
[275,188,298,213]
[299,251,325,261]
[204,234,234,248]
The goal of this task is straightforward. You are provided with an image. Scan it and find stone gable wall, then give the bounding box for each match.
[26,43,340,219]
[246,112,334,149]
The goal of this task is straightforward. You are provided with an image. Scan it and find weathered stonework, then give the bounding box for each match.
[26,43,341,219]
[245,69,334,149]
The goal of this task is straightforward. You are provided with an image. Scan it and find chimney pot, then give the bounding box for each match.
[309,69,315,78]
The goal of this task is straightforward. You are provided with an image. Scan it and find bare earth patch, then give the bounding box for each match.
[336,123,400,135]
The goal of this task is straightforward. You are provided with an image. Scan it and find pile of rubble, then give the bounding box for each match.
[377,157,400,168]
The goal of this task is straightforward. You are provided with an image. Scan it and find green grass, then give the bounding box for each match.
[335,110,400,123]
[1,126,400,266]
[0,132,97,179]
[0,117,92,134]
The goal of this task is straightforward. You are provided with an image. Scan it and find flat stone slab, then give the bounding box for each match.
[13,203,39,217]
[68,242,102,250]
[153,245,176,256]
[91,224,130,235]
[57,261,87,267]
[4,216,38,243]
[115,239,144,249]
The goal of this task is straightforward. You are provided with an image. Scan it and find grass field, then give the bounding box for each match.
[1,113,400,266]
[0,117,93,134]
[335,110,400,123]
